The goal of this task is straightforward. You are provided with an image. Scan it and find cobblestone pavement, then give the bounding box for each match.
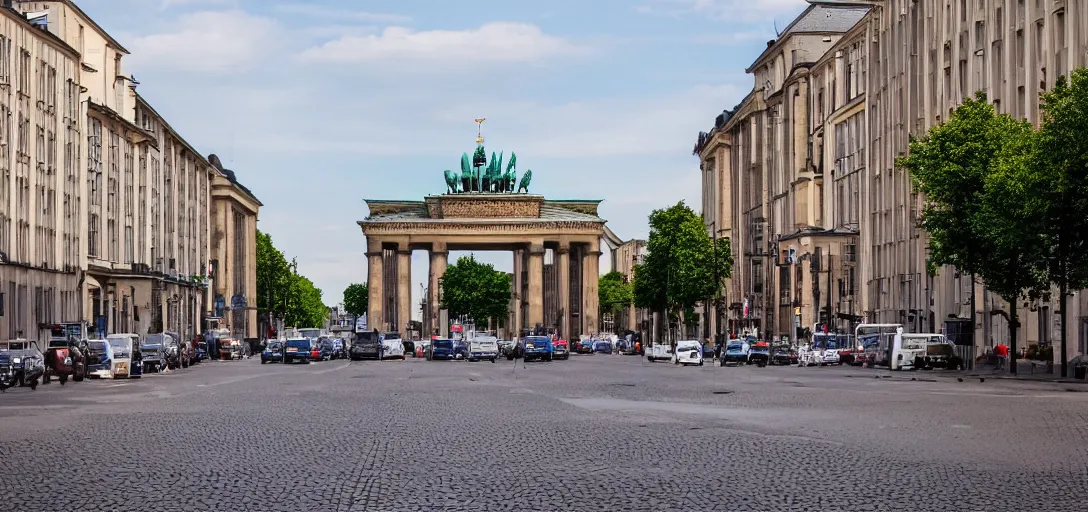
[1,355,1087,511]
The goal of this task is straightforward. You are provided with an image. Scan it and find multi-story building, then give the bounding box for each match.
[0,0,259,343]
[697,0,1088,363]
[695,2,870,342]
[207,154,260,341]
[0,4,82,340]
[613,238,650,338]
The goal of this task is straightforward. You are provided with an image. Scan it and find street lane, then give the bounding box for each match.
[1,355,1086,511]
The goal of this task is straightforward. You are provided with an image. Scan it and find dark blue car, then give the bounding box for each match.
[524,336,554,362]
[430,339,457,360]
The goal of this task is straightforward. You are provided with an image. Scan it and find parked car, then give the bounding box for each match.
[574,339,594,354]
[430,339,457,360]
[164,331,191,368]
[140,339,168,373]
[647,343,674,362]
[0,340,46,391]
[106,334,143,379]
[469,336,499,362]
[381,333,406,360]
[150,333,182,370]
[261,342,284,364]
[219,338,245,360]
[771,345,798,365]
[747,342,770,367]
[552,339,570,360]
[524,336,554,362]
[673,340,704,366]
[84,340,114,378]
[312,339,339,361]
[349,331,383,361]
[330,338,346,359]
[721,340,751,366]
[593,340,612,354]
[43,336,87,384]
[283,338,313,364]
[194,341,209,362]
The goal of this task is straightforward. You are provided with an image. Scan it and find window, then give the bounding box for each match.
[87,118,102,258]
[17,48,29,95]
[0,36,9,84]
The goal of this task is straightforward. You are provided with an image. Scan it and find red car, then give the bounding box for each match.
[552,339,570,360]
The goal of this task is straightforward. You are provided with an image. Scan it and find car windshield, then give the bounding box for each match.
[88,341,108,352]
[727,343,743,351]
[677,342,700,351]
[434,340,453,349]
[382,332,402,340]
[286,339,310,349]
[141,343,162,350]
[267,343,283,351]
[528,337,549,346]
[107,337,130,352]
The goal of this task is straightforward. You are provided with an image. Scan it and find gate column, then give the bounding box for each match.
[366,237,384,332]
[527,242,545,331]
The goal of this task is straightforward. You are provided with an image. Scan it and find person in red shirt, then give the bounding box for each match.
[994,344,1009,369]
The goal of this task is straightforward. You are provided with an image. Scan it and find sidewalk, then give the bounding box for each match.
[954,360,1088,384]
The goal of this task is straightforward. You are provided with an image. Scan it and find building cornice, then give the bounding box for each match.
[2,5,80,59]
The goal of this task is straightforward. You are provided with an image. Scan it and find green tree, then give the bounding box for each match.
[285,269,328,328]
[256,230,292,322]
[439,255,511,326]
[901,93,1046,372]
[1036,68,1088,377]
[342,283,369,319]
[598,271,633,317]
[632,201,729,341]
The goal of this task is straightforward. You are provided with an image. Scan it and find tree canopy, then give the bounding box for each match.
[598,271,633,317]
[439,255,511,325]
[256,230,328,329]
[1035,68,1088,376]
[256,230,291,320]
[632,201,733,338]
[901,93,1047,373]
[342,283,368,318]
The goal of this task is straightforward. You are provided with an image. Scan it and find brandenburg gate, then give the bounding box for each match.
[359,120,608,339]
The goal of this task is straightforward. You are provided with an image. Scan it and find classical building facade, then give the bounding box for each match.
[207,154,260,341]
[0,5,82,339]
[361,194,607,340]
[0,1,259,343]
[697,0,1088,362]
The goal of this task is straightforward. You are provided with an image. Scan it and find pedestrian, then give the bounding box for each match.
[994,343,1009,370]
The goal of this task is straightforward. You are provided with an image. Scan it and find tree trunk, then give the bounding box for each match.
[1009,306,1019,376]
[1059,280,1068,377]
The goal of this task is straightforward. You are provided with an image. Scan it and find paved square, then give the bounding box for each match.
[1,355,1086,511]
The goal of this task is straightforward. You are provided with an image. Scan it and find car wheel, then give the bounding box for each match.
[59,374,68,385]
[74,372,84,382]
[28,379,38,390]
[401,354,406,360]
[42,372,51,384]
[490,358,496,363]
[261,359,267,364]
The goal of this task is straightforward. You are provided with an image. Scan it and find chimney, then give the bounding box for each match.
[2,0,12,9]
[767,39,776,48]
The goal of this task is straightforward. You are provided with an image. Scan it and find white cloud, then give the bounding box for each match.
[271,3,411,24]
[639,0,809,22]
[127,10,277,72]
[297,22,585,65]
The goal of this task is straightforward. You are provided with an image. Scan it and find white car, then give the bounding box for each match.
[469,336,499,362]
[380,334,405,360]
[673,340,704,366]
[647,344,673,362]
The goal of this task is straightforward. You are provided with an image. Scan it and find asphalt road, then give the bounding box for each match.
[1,354,1087,511]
